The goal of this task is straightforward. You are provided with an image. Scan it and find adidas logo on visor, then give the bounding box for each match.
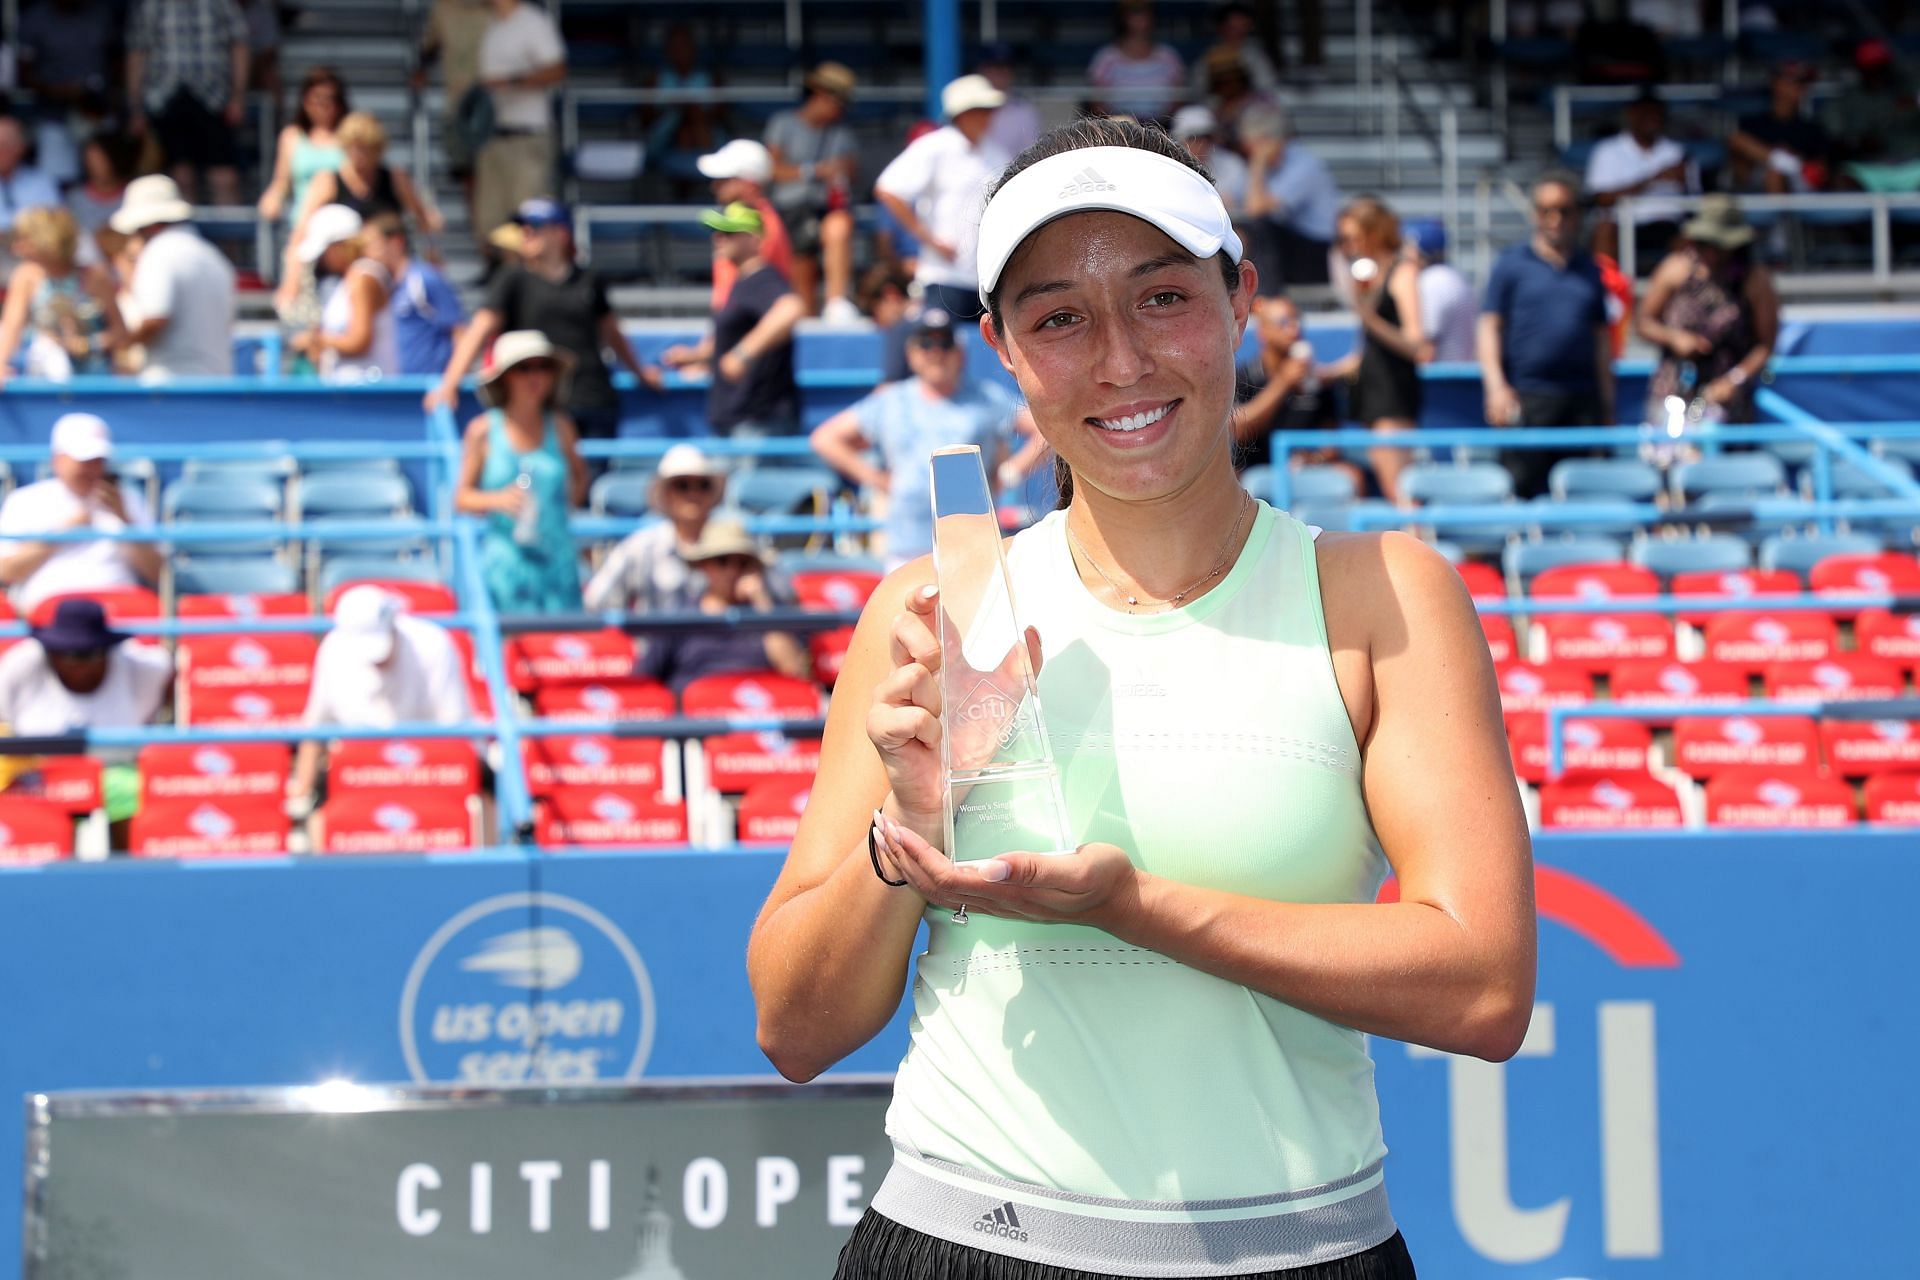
[1057,166,1118,198]
[972,1200,1031,1242]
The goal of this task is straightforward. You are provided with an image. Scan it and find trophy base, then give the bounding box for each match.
[944,764,1076,925]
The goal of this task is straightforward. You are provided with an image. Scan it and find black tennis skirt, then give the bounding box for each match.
[832,1209,1418,1280]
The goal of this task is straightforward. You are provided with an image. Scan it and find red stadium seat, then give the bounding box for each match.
[1703,611,1837,671]
[178,633,317,690]
[1538,613,1673,671]
[1539,775,1684,829]
[131,796,289,857]
[322,579,458,616]
[791,569,883,612]
[1669,568,1799,627]
[139,743,291,803]
[1453,561,1506,601]
[1530,562,1660,600]
[25,756,105,815]
[29,587,161,627]
[1808,552,1920,619]
[736,777,814,842]
[1819,718,1920,776]
[1495,662,1592,732]
[0,797,72,863]
[809,626,856,687]
[1705,769,1856,827]
[1609,659,1747,716]
[700,731,822,793]
[329,739,479,796]
[1864,773,1920,824]
[1671,714,1820,779]
[506,630,637,691]
[319,790,475,853]
[1855,609,1920,672]
[1507,715,1651,783]
[680,671,822,720]
[182,683,310,727]
[1763,655,1906,703]
[535,787,689,847]
[176,592,311,619]
[523,736,669,798]
[532,680,675,721]
[1478,614,1517,664]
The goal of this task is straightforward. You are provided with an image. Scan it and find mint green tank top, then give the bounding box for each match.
[875,503,1395,1274]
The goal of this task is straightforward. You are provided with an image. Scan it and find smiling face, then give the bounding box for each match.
[982,210,1254,505]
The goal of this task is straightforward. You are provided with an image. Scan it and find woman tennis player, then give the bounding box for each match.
[748,117,1536,1279]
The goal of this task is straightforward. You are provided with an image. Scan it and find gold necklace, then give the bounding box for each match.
[1065,497,1252,613]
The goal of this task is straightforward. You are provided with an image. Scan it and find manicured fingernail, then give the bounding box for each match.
[980,860,1011,882]
[918,584,938,601]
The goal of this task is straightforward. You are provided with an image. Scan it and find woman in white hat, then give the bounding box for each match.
[632,517,808,690]
[454,329,588,613]
[288,204,397,385]
[750,117,1534,1279]
[582,442,729,613]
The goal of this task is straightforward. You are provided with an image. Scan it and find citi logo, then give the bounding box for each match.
[972,1201,1030,1242]
[1057,166,1117,197]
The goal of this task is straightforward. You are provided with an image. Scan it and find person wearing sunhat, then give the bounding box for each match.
[658,202,804,448]
[697,138,793,309]
[632,518,808,692]
[874,74,1010,322]
[1171,104,1249,215]
[108,173,236,380]
[0,414,162,612]
[288,203,398,385]
[763,61,860,321]
[454,329,588,612]
[583,443,730,613]
[0,597,173,836]
[1637,193,1778,424]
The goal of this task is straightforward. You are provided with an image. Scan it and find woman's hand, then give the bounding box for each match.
[717,350,748,382]
[1666,330,1712,359]
[258,189,284,221]
[875,814,1142,929]
[1704,376,1738,405]
[865,583,949,838]
[492,486,528,515]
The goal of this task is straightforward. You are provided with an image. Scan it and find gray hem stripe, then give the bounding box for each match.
[870,1152,1398,1279]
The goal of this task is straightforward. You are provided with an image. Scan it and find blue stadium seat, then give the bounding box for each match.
[590,470,659,518]
[1631,535,1752,579]
[299,472,413,519]
[1759,531,1886,580]
[1503,536,1626,586]
[1672,453,1788,502]
[1801,456,1918,497]
[182,457,296,486]
[1401,462,1514,506]
[1526,496,1643,539]
[300,457,401,476]
[1290,499,1397,533]
[164,477,285,557]
[174,558,300,597]
[1289,464,1360,503]
[1549,458,1662,502]
[317,556,444,597]
[725,467,837,517]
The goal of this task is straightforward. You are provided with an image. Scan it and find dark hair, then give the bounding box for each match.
[83,130,140,185]
[981,116,1244,507]
[293,66,350,135]
[1533,169,1583,205]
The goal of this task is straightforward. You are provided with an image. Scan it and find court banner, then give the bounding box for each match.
[25,1081,894,1280]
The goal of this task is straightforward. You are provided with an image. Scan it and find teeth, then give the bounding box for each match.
[1094,403,1171,432]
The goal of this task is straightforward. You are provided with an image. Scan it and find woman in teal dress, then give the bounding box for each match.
[258,67,349,225]
[454,330,590,613]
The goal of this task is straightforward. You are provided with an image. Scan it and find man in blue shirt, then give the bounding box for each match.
[808,310,1043,568]
[1242,115,1341,290]
[1477,173,1615,496]
[366,213,465,375]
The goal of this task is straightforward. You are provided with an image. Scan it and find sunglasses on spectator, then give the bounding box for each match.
[510,360,559,376]
[703,554,759,571]
[666,477,716,494]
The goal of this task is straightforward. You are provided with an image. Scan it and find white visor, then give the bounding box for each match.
[975,145,1243,305]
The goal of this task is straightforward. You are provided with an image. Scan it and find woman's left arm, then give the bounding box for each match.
[393,168,444,234]
[1354,263,1435,365]
[1708,267,1779,404]
[881,532,1536,1060]
[554,413,590,507]
[320,270,385,357]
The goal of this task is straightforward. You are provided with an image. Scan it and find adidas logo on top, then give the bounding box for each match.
[1057,166,1118,198]
[972,1200,1030,1243]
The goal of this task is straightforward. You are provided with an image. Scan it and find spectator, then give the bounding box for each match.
[1730,61,1832,194]
[976,43,1041,159]
[632,519,809,692]
[1242,112,1341,290]
[257,66,348,227]
[1199,48,1283,154]
[1403,219,1475,363]
[126,0,250,206]
[1637,195,1778,426]
[645,21,722,185]
[1172,105,1249,216]
[1088,0,1186,124]
[0,117,64,238]
[0,598,173,839]
[0,414,162,613]
[280,112,442,312]
[471,0,566,255]
[1325,197,1429,504]
[239,0,281,99]
[1231,295,1342,473]
[416,0,493,188]
[428,198,649,445]
[764,62,860,321]
[108,174,237,380]
[582,443,729,613]
[286,586,473,811]
[696,139,792,308]
[810,309,1039,568]
[66,131,138,254]
[454,330,588,613]
[1825,39,1920,178]
[289,204,397,385]
[1586,88,1696,268]
[658,203,804,447]
[874,75,1010,321]
[0,207,121,385]
[859,266,917,383]
[1189,1,1279,95]
[1478,173,1615,497]
[16,0,117,120]
[364,213,464,376]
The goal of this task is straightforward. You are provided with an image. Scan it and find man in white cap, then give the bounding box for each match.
[109,173,237,380]
[583,442,730,613]
[697,138,792,309]
[0,414,162,612]
[288,586,473,809]
[874,74,1011,321]
[1172,104,1249,217]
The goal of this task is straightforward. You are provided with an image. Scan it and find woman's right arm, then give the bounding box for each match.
[258,126,297,219]
[452,415,506,514]
[748,564,946,1082]
[0,263,44,384]
[1634,255,1699,355]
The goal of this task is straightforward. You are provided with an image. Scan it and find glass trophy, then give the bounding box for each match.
[929,445,1075,924]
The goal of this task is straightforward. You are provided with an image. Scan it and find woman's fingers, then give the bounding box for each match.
[874,661,939,717]
[889,585,943,674]
[867,702,939,752]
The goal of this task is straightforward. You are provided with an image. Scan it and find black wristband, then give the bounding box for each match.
[868,822,908,887]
